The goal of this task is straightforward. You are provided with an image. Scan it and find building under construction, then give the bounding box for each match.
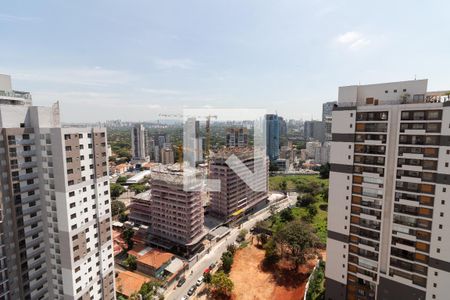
[209,147,268,223]
[148,165,207,256]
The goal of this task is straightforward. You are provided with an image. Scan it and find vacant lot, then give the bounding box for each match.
[229,241,319,300]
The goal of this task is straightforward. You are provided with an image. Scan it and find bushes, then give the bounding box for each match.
[124,254,137,270]
[221,251,234,274]
[297,194,315,207]
[280,208,294,222]
[306,261,326,300]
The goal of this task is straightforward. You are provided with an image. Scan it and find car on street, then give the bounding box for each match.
[196,276,204,286]
[177,277,186,287]
[209,262,216,270]
[187,285,197,296]
[180,296,188,300]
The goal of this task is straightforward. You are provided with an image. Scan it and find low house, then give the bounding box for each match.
[137,249,175,278]
[115,271,150,298]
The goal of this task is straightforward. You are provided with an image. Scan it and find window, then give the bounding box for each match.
[64,134,71,140]
[79,134,83,138]
[66,157,73,163]
[79,144,84,150]
[67,169,73,175]
[403,89,407,92]
[70,213,76,219]
[385,90,388,93]
[69,191,75,197]
[65,146,72,151]
[394,89,397,93]
[70,202,75,208]
[80,155,84,160]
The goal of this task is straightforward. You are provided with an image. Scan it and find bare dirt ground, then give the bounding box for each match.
[227,240,324,300]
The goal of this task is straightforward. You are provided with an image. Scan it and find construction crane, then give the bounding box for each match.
[158,113,217,168]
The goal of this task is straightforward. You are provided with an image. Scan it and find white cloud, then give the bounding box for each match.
[154,58,195,70]
[335,31,371,50]
[13,67,137,87]
[0,13,39,22]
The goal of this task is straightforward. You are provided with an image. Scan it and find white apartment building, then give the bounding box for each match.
[131,124,148,163]
[0,74,115,300]
[326,79,450,300]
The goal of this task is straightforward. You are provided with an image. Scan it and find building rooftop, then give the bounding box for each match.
[131,190,152,201]
[164,257,185,274]
[126,170,151,184]
[116,271,151,297]
[137,249,174,270]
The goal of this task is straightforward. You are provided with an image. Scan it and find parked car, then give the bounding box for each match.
[196,276,204,286]
[209,262,216,270]
[187,285,197,296]
[180,296,188,300]
[177,277,186,287]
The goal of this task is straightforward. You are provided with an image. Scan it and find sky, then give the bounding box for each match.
[1,0,450,122]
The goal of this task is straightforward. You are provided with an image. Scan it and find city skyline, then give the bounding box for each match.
[2,1,450,122]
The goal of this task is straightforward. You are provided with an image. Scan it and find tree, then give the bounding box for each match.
[227,244,237,255]
[263,238,280,265]
[111,183,126,200]
[118,212,128,223]
[280,180,287,194]
[204,271,212,284]
[111,200,126,216]
[280,208,294,222]
[123,228,134,250]
[139,281,161,300]
[210,271,234,296]
[321,187,329,202]
[129,183,149,194]
[319,163,330,179]
[221,251,234,273]
[274,220,318,269]
[116,176,128,185]
[269,163,279,172]
[237,229,248,242]
[124,254,137,270]
[297,194,315,207]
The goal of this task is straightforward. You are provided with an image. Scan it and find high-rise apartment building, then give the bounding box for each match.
[131,124,148,162]
[304,120,326,142]
[226,127,249,148]
[326,79,450,300]
[323,101,337,121]
[160,143,175,165]
[209,148,268,223]
[149,166,206,255]
[265,114,280,161]
[0,74,115,300]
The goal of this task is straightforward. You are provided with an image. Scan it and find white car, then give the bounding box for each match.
[196,276,204,286]
[181,296,188,300]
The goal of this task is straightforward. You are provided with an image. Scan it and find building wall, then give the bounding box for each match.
[327,79,450,300]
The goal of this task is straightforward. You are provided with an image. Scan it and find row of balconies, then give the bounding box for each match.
[349,235,379,251]
[352,196,382,210]
[350,226,380,241]
[388,267,427,288]
[395,181,435,195]
[394,192,434,206]
[354,144,386,155]
[355,134,387,144]
[399,122,441,133]
[399,135,440,146]
[354,155,385,166]
[351,206,382,220]
[398,146,439,158]
[393,203,433,219]
[355,123,388,133]
[350,216,381,231]
[393,214,432,231]
[353,165,384,177]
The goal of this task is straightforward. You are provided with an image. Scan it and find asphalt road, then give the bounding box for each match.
[166,193,298,300]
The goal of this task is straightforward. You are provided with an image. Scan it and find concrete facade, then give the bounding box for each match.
[0,74,115,300]
[326,79,450,300]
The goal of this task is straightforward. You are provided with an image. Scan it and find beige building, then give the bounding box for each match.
[326,79,450,300]
[0,74,115,300]
[226,127,249,148]
[209,147,268,223]
[149,165,206,255]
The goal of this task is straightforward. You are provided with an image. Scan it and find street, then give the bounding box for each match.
[166,192,297,300]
